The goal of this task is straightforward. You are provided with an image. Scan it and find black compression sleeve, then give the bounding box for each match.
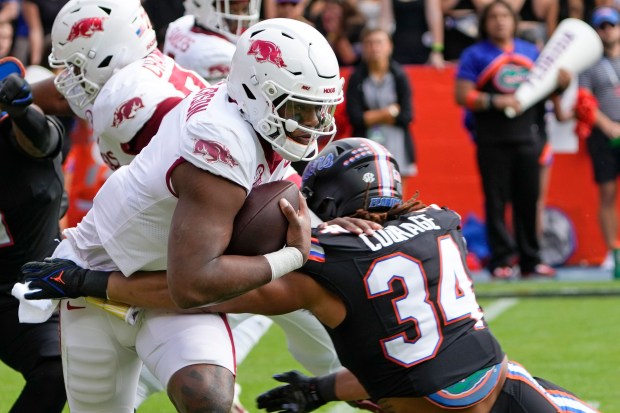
[12,106,61,157]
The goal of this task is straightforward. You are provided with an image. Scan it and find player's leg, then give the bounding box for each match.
[598,180,618,250]
[512,143,541,274]
[477,144,516,274]
[136,310,236,413]
[269,309,341,376]
[491,361,601,413]
[228,313,274,364]
[135,365,165,408]
[0,306,66,413]
[60,297,143,413]
[52,239,143,413]
[587,128,620,252]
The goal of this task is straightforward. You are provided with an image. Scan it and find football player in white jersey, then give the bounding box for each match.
[32,0,209,170]
[164,0,348,402]
[164,0,261,83]
[35,0,341,410]
[17,17,344,413]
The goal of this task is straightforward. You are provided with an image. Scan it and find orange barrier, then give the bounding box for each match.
[339,65,607,266]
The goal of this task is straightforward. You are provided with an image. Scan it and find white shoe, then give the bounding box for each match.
[600,251,614,270]
[231,383,249,413]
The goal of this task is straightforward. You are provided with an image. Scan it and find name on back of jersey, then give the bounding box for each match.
[359,214,441,251]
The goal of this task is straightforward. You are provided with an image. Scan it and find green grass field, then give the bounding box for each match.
[2,280,619,412]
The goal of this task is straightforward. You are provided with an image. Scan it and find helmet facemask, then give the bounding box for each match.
[257,80,341,161]
[214,0,260,40]
[186,0,261,42]
[49,53,100,109]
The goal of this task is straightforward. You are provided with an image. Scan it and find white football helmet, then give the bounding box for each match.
[183,0,261,42]
[227,18,344,162]
[48,0,157,109]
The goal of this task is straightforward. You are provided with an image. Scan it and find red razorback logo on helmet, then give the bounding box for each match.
[193,139,239,167]
[247,39,287,68]
[67,17,106,41]
[112,97,145,127]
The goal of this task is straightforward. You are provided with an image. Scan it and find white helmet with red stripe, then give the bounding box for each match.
[227,18,344,162]
[49,0,157,109]
[301,138,403,221]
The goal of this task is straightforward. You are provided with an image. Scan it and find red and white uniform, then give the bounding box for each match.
[54,82,291,413]
[163,15,344,389]
[163,15,236,83]
[84,49,208,170]
[65,82,290,274]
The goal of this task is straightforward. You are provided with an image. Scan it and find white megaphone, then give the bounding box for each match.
[505,18,603,118]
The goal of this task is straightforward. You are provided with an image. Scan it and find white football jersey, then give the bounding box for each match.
[63,82,291,275]
[163,15,236,83]
[89,49,208,170]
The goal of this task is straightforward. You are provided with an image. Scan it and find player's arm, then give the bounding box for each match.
[205,270,346,327]
[0,74,62,158]
[168,162,311,308]
[31,76,74,116]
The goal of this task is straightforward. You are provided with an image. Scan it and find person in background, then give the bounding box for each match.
[0,20,12,57]
[577,6,620,271]
[346,27,416,177]
[275,0,314,24]
[441,0,489,61]
[21,1,70,68]
[455,0,567,279]
[0,69,67,413]
[505,0,559,49]
[379,0,446,68]
[142,0,185,47]
[312,0,366,66]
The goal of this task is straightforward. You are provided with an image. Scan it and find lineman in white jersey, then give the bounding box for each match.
[18,18,344,413]
[164,0,344,391]
[163,0,256,83]
[33,0,208,171]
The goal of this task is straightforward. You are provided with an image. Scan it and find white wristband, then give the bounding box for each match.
[263,247,304,281]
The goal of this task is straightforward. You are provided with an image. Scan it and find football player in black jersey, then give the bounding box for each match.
[19,138,600,413]
[0,71,67,412]
[195,138,601,413]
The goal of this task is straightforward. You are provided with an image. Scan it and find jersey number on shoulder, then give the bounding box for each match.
[169,64,205,95]
[0,212,14,247]
[364,234,483,367]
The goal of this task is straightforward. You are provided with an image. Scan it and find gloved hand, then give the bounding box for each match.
[256,371,328,413]
[0,73,32,117]
[21,258,110,300]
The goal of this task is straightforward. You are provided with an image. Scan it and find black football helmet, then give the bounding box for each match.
[301,138,403,221]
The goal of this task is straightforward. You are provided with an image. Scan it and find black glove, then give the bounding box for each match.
[0,73,32,117]
[20,258,110,300]
[256,371,329,413]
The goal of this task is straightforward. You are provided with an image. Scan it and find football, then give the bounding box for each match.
[226,180,300,256]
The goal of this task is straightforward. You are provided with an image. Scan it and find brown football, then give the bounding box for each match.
[226,180,300,256]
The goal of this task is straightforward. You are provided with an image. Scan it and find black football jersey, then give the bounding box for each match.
[303,206,504,400]
[0,118,64,301]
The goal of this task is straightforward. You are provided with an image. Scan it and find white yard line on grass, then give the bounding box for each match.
[483,297,519,321]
